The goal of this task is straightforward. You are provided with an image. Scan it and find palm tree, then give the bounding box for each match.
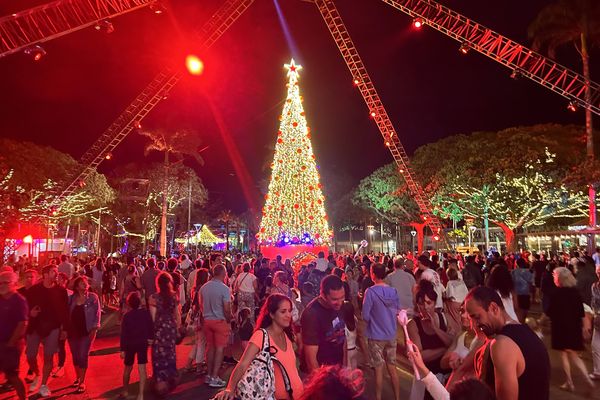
[140,129,205,256]
[218,210,234,252]
[528,0,600,231]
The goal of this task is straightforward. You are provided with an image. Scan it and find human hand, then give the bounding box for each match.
[406,342,429,378]
[30,305,41,318]
[448,352,463,369]
[212,388,235,400]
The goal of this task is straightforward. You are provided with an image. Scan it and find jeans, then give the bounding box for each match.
[68,336,93,369]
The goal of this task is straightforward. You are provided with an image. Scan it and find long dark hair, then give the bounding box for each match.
[194,268,210,292]
[156,272,175,305]
[255,294,295,342]
[486,264,514,298]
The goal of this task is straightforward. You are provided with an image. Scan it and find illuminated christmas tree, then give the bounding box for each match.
[257,59,332,250]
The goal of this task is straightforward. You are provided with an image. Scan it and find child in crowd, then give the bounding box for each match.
[120,292,154,400]
[237,307,254,351]
[341,301,359,369]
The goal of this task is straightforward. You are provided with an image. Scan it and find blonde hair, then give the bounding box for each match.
[554,267,576,288]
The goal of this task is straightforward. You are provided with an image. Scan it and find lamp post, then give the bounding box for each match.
[410,229,417,252]
[367,225,374,252]
[469,225,477,250]
[23,235,33,261]
[193,223,202,259]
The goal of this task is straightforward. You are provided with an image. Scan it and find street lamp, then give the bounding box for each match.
[469,225,477,249]
[410,229,417,252]
[367,225,374,251]
[193,224,202,258]
[23,235,33,260]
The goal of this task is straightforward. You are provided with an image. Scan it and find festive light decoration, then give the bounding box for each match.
[257,59,332,247]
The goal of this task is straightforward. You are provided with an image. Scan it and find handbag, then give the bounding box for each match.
[233,273,250,307]
[235,329,293,400]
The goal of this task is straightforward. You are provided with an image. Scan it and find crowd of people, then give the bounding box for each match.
[1,247,600,399]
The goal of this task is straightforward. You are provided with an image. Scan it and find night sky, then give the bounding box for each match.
[1,0,598,213]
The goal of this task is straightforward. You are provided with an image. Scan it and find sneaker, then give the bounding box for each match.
[51,366,65,377]
[204,376,214,385]
[39,384,51,398]
[72,379,80,387]
[29,375,40,392]
[208,377,226,388]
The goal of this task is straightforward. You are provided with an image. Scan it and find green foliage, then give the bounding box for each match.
[352,163,420,224]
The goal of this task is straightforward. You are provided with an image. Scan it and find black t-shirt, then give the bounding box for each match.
[0,292,28,343]
[26,283,68,336]
[301,297,346,366]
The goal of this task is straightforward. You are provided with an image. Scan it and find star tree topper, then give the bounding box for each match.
[284,58,303,79]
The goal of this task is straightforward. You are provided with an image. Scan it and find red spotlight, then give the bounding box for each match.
[370,111,376,118]
[413,18,424,28]
[186,55,204,76]
[105,152,112,160]
[353,79,360,86]
[567,101,578,112]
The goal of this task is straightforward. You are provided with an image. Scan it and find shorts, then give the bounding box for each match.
[517,295,531,311]
[26,329,60,359]
[0,342,23,375]
[368,338,397,368]
[203,319,231,349]
[123,346,148,366]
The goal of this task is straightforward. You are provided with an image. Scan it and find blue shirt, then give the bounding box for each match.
[362,284,400,341]
[200,279,230,320]
[512,268,533,295]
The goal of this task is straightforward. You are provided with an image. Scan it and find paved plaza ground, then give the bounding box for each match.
[1,306,598,400]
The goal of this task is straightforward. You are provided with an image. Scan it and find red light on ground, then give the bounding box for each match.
[186,55,204,76]
[413,18,424,28]
[23,235,33,244]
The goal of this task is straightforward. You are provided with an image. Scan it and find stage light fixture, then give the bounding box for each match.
[150,2,166,14]
[24,45,46,61]
[95,20,114,34]
[459,42,471,54]
[567,101,578,112]
[105,152,113,160]
[412,18,424,28]
[510,69,522,80]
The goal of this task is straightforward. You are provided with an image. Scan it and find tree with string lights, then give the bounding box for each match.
[257,59,332,252]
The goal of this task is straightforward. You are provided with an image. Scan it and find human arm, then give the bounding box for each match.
[490,336,520,400]
[304,345,320,373]
[428,312,455,347]
[361,288,372,323]
[407,343,450,400]
[149,296,157,322]
[440,333,461,370]
[214,340,261,400]
[301,307,321,373]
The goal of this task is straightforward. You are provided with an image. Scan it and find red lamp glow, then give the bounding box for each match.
[413,18,424,28]
[23,235,33,244]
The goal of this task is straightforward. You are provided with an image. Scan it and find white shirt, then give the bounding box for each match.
[421,268,445,308]
[180,258,193,270]
[234,272,257,293]
[445,280,468,303]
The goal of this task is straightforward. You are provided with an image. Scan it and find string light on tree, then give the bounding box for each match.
[257,59,332,247]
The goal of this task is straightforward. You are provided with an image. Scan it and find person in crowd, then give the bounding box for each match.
[57,255,74,279]
[298,365,365,400]
[51,272,72,378]
[511,258,533,323]
[465,286,550,400]
[214,293,303,400]
[91,258,105,309]
[149,272,180,395]
[362,263,401,400]
[185,267,209,374]
[332,267,351,302]
[166,257,184,303]
[408,344,495,400]
[120,292,154,400]
[461,256,483,290]
[269,270,292,297]
[486,265,519,322]
[0,271,28,400]
[284,258,295,289]
[120,265,143,312]
[591,264,600,380]
[199,264,231,388]
[179,254,193,277]
[407,280,454,400]
[444,268,468,327]
[417,255,444,309]
[301,275,347,372]
[67,276,101,393]
[141,258,160,305]
[548,267,595,392]
[576,259,598,306]
[341,301,358,369]
[531,254,546,304]
[440,305,485,390]
[237,307,254,351]
[25,265,69,398]
[232,262,258,320]
[187,259,203,301]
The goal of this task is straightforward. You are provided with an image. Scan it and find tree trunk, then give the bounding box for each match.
[494,222,516,253]
[410,222,426,254]
[582,32,596,252]
[160,151,169,257]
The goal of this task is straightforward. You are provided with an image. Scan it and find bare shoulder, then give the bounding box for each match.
[490,334,520,361]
